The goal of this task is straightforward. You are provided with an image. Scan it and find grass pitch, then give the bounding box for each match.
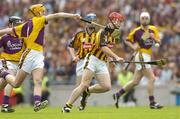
[0,106,179,119]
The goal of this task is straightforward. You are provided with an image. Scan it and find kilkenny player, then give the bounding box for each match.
[0,4,81,112]
[62,12,125,113]
[113,12,163,109]
[68,13,97,109]
[0,16,24,113]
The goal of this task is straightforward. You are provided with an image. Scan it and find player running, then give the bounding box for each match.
[68,13,98,110]
[0,16,25,113]
[113,12,163,109]
[0,4,81,112]
[62,12,125,113]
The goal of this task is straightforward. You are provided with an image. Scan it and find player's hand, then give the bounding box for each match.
[73,14,82,20]
[150,33,155,39]
[133,43,140,51]
[115,57,124,64]
[72,56,80,63]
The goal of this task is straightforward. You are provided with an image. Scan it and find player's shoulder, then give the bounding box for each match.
[130,26,141,34]
[149,25,158,31]
[0,34,9,40]
[32,16,46,23]
[74,29,85,36]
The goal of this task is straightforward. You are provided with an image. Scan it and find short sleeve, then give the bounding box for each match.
[34,16,47,27]
[126,29,136,43]
[0,36,4,47]
[99,30,108,47]
[13,23,26,38]
[152,26,160,42]
[68,33,80,49]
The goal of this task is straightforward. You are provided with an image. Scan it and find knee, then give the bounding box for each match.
[149,78,155,83]
[34,78,42,86]
[13,83,21,88]
[79,83,89,90]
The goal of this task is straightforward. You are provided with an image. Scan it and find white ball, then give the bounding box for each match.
[155,43,160,47]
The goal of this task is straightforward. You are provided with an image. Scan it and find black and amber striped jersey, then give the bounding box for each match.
[90,29,116,61]
[68,30,97,59]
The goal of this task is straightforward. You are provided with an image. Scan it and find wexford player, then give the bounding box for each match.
[0,16,25,113]
[113,12,163,109]
[0,4,81,112]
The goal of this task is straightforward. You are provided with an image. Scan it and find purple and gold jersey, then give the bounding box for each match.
[127,25,160,54]
[13,16,47,52]
[0,34,25,62]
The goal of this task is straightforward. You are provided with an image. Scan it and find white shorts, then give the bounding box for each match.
[83,54,109,74]
[0,60,18,74]
[20,49,44,74]
[135,52,151,70]
[76,59,84,76]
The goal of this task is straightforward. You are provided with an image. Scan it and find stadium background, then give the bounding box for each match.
[0,0,179,107]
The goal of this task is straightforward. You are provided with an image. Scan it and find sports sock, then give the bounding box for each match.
[3,95,9,105]
[149,96,155,104]
[116,88,126,97]
[34,95,41,105]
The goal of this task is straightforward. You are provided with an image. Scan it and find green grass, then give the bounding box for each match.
[1,106,179,119]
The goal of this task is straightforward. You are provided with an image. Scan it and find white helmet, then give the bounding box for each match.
[140,12,150,26]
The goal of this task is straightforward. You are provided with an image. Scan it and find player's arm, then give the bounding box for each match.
[0,28,13,36]
[45,12,81,21]
[124,29,139,51]
[152,26,161,44]
[99,31,123,62]
[68,35,80,63]
[101,46,123,61]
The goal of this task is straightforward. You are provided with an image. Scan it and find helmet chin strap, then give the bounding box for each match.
[109,19,118,29]
[86,27,95,34]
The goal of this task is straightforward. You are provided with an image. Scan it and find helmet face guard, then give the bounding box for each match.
[108,12,125,29]
[140,12,150,26]
[84,13,97,29]
[29,4,46,17]
[9,16,23,26]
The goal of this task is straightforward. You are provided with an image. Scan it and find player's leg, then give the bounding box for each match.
[143,68,163,109]
[88,73,111,93]
[2,69,27,88]
[32,68,48,112]
[79,58,111,110]
[1,84,15,113]
[62,68,94,113]
[79,73,111,111]
[113,70,143,108]
[0,78,7,90]
[75,60,84,86]
[76,75,82,86]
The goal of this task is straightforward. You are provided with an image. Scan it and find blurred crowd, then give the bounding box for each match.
[0,0,179,86]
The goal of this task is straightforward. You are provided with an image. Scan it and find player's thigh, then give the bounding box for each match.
[80,69,94,87]
[76,75,82,86]
[32,68,44,83]
[0,78,7,90]
[142,68,155,80]
[133,70,144,83]
[95,73,111,88]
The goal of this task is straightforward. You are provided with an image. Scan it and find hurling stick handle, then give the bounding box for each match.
[124,51,137,70]
[80,18,91,24]
[80,18,105,28]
